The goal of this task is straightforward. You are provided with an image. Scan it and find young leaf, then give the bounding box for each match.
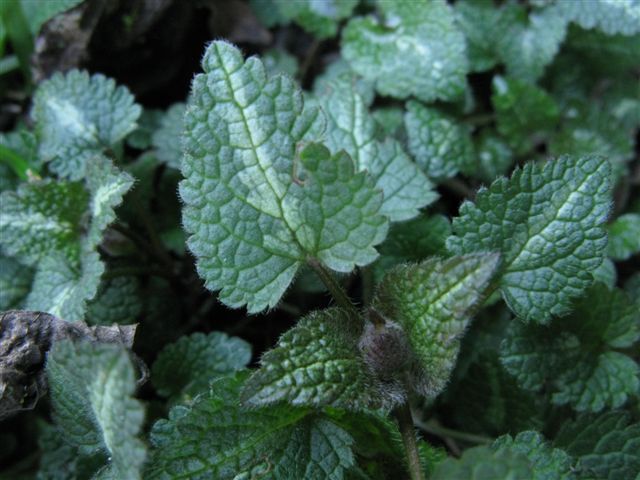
[453,0,500,72]
[491,76,560,154]
[555,412,640,480]
[500,283,640,412]
[32,70,141,180]
[447,155,611,323]
[492,431,575,480]
[152,331,251,400]
[373,253,500,399]
[404,101,474,181]
[270,0,358,38]
[181,40,388,313]
[0,180,88,266]
[151,102,185,170]
[316,76,437,221]
[607,213,640,261]
[46,340,146,479]
[342,0,468,102]
[25,251,104,321]
[146,372,355,479]
[242,308,372,410]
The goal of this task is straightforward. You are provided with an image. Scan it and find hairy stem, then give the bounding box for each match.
[394,402,425,480]
[308,258,359,317]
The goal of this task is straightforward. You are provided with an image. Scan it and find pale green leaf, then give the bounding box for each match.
[25,251,104,321]
[152,331,251,399]
[607,213,640,260]
[46,340,146,480]
[151,103,185,170]
[146,372,355,480]
[454,0,501,72]
[373,253,501,399]
[32,70,141,180]
[432,445,532,480]
[271,0,358,38]
[262,48,298,77]
[404,100,475,181]
[495,4,568,82]
[126,108,163,150]
[86,276,143,326]
[555,412,640,480]
[550,0,640,36]
[242,308,372,409]
[473,133,515,184]
[0,180,88,266]
[447,155,611,323]
[501,283,640,412]
[0,256,33,310]
[317,78,437,220]
[342,0,468,102]
[180,41,387,313]
[592,257,617,289]
[20,0,84,35]
[491,76,560,154]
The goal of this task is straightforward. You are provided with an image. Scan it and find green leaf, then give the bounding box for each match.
[491,76,560,154]
[317,77,437,220]
[473,133,515,184]
[501,283,640,412]
[607,214,640,261]
[25,251,104,322]
[271,0,358,38]
[181,41,388,313]
[432,445,532,480]
[555,412,640,480]
[146,372,355,479]
[495,4,568,82]
[86,276,143,326]
[262,48,298,77]
[126,108,163,150]
[242,308,372,410]
[46,340,146,480]
[0,180,88,266]
[152,331,251,400]
[373,253,500,399]
[550,0,640,36]
[32,70,141,180]
[0,256,33,310]
[404,101,474,181]
[493,431,575,480]
[454,0,501,72]
[447,155,611,323]
[342,0,468,102]
[151,103,185,170]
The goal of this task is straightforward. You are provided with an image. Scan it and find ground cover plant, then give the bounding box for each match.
[0,0,639,479]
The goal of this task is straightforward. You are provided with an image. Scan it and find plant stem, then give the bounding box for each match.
[394,402,425,480]
[308,258,359,317]
[413,418,493,445]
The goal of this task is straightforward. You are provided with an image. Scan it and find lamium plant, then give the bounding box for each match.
[0,1,639,479]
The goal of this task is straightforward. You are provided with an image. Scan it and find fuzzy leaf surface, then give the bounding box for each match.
[0,257,33,310]
[555,412,640,480]
[342,0,468,102]
[46,341,146,480]
[181,41,387,313]
[242,308,372,409]
[501,283,640,412]
[551,0,640,36]
[404,101,474,181]
[0,181,88,266]
[32,70,141,180]
[317,76,437,221]
[432,445,532,480]
[447,155,611,323]
[152,332,252,399]
[86,276,143,326]
[374,254,500,399]
[146,372,355,479]
[271,0,358,38]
